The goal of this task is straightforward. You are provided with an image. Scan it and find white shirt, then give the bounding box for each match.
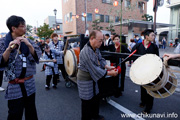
[105,37,110,46]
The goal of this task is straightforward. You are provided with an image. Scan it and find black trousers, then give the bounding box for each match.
[0,71,3,87]
[120,65,126,91]
[141,86,154,110]
[81,95,100,120]
[46,74,58,87]
[8,93,38,120]
[58,64,68,80]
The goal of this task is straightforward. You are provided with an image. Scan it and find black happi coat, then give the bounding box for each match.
[131,42,159,57]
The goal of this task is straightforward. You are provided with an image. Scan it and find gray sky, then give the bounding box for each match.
[0,0,62,33]
[147,0,170,24]
[0,0,170,33]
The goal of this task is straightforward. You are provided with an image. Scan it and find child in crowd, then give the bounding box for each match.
[43,44,59,89]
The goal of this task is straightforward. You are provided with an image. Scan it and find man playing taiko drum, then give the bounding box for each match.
[131,29,159,114]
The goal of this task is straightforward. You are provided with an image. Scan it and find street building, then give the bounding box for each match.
[44,16,63,39]
[62,0,148,36]
[167,0,180,41]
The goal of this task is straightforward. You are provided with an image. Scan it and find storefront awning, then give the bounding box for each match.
[114,19,175,28]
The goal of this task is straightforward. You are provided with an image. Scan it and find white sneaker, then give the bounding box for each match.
[0,87,5,92]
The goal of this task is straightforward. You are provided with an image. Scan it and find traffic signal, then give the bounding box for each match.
[56,25,60,30]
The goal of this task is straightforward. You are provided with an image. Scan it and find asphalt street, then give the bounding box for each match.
[0,47,180,120]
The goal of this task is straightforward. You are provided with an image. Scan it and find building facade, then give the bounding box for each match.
[167,0,180,40]
[62,0,147,36]
[44,16,63,38]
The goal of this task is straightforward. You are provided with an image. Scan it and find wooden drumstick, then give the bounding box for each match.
[39,60,54,63]
[117,49,137,66]
[64,39,69,55]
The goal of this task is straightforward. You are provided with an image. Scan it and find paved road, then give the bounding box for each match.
[0,47,180,120]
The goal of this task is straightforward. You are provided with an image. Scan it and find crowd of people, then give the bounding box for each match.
[0,15,179,120]
[98,29,158,115]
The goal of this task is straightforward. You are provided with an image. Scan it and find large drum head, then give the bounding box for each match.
[130,54,163,85]
[64,50,77,76]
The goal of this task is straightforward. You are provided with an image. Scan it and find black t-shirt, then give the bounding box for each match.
[131,42,159,57]
[99,39,116,52]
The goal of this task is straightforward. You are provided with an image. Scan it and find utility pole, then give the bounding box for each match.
[120,0,123,53]
[84,0,87,32]
[153,0,157,32]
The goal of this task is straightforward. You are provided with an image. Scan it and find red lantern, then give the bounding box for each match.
[76,15,79,18]
[94,8,99,13]
[83,13,87,17]
[113,0,118,7]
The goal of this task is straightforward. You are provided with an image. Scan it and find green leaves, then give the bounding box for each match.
[91,19,103,31]
[26,24,33,35]
[142,14,153,22]
[36,23,54,39]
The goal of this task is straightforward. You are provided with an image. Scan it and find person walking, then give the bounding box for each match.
[43,44,59,89]
[162,37,167,49]
[49,33,68,82]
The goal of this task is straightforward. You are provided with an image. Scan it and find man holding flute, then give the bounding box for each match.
[0,15,41,120]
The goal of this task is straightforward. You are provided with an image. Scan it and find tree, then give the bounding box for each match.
[36,23,54,39]
[28,36,34,40]
[26,24,33,35]
[92,19,103,31]
[142,14,153,22]
[106,24,115,34]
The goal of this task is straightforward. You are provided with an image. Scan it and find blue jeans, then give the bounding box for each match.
[163,44,166,49]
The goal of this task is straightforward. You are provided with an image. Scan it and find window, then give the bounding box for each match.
[95,14,104,22]
[105,15,109,23]
[100,15,104,22]
[63,0,68,3]
[95,14,100,21]
[67,13,70,22]
[64,14,67,23]
[138,2,145,13]
[87,13,92,21]
[82,13,85,21]
[115,16,120,22]
[125,0,131,8]
[109,16,114,23]
[179,8,180,28]
[70,12,72,22]
[64,13,70,23]
[102,0,111,4]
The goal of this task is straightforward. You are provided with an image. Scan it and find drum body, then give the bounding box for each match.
[64,47,80,77]
[130,54,177,98]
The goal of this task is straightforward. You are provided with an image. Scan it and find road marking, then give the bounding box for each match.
[108,99,145,120]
